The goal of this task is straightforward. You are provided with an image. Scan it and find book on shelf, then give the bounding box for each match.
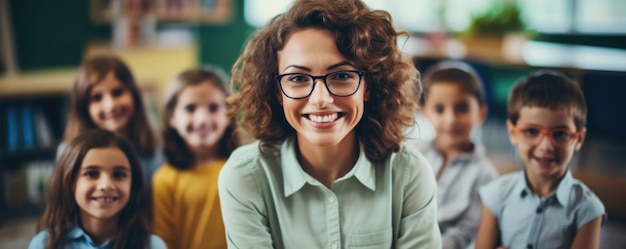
[21,103,36,150]
[2,160,54,207]
[33,106,56,149]
[2,103,57,154]
[5,104,20,152]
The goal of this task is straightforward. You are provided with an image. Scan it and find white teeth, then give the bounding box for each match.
[93,197,116,203]
[309,113,338,123]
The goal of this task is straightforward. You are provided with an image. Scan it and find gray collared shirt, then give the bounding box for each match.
[218,137,442,249]
[479,170,606,249]
[406,140,498,249]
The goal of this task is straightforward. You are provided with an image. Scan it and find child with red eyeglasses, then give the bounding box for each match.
[475,70,605,249]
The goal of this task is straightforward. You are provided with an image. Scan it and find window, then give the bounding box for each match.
[244,0,626,34]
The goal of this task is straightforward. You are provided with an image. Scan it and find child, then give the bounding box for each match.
[475,70,605,249]
[28,129,166,249]
[406,60,498,249]
[61,55,162,185]
[218,0,441,248]
[152,67,240,249]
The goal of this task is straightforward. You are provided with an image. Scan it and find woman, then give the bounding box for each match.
[218,0,441,248]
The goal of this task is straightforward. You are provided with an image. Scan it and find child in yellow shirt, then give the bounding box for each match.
[152,67,241,249]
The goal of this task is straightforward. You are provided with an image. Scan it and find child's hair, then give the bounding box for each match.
[229,0,419,162]
[420,60,486,107]
[37,129,151,249]
[63,55,158,156]
[507,70,587,131]
[162,67,240,169]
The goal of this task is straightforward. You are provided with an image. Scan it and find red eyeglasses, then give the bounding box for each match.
[508,122,580,146]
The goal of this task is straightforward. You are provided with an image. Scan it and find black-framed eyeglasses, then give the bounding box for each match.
[275,70,365,99]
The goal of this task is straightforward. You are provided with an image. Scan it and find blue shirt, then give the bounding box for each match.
[406,140,497,249]
[28,227,167,249]
[479,170,606,249]
[218,137,442,249]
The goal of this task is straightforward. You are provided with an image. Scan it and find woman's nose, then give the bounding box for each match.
[308,80,333,107]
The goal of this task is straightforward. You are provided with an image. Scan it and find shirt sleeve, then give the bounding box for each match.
[27,231,48,249]
[479,178,503,216]
[152,166,177,249]
[574,186,606,229]
[395,150,442,248]
[218,151,274,248]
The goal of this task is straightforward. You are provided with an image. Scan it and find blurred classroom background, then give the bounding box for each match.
[1,0,625,248]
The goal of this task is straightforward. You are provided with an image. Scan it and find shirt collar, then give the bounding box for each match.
[554,169,575,206]
[281,137,375,197]
[517,169,574,206]
[426,140,483,165]
[68,226,112,247]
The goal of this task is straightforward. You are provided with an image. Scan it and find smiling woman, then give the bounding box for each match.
[217,0,441,248]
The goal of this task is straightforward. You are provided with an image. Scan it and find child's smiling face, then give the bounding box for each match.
[88,73,135,133]
[74,146,132,222]
[168,81,231,154]
[422,82,486,150]
[508,106,586,180]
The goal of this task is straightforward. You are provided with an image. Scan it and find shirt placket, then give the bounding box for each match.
[525,197,552,249]
[325,189,341,249]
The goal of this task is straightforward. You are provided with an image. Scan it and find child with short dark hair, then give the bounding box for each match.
[29,129,165,249]
[475,70,605,249]
[407,60,498,249]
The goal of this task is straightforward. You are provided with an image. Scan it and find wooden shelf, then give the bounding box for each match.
[0,69,76,97]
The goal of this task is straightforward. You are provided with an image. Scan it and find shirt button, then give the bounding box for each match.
[527,244,533,249]
[328,197,335,203]
[331,243,337,249]
[536,208,542,213]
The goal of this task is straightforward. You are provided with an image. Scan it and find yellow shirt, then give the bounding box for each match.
[152,160,226,249]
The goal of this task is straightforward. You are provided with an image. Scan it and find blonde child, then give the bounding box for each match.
[475,70,605,249]
[28,129,165,249]
[61,55,162,185]
[406,60,498,249]
[152,67,240,249]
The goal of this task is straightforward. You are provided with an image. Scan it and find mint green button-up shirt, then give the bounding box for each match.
[218,137,441,249]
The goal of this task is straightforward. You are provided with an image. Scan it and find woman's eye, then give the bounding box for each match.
[331,72,351,80]
[288,74,310,83]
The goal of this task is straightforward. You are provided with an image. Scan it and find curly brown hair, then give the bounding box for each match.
[228,0,419,162]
